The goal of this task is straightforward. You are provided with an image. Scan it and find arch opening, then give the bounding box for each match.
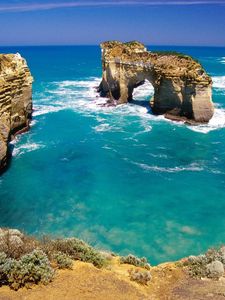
[130,79,154,112]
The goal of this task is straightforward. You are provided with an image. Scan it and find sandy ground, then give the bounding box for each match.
[1,258,225,300]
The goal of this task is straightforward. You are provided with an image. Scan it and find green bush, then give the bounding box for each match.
[184,247,225,279]
[0,229,38,259]
[0,250,54,290]
[0,252,7,265]
[45,238,106,268]
[128,268,152,285]
[53,252,73,269]
[0,252,8,285]
[151,50,199,62]
[120,254,150,270]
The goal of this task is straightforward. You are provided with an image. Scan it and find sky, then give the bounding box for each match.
[0,0,225,46]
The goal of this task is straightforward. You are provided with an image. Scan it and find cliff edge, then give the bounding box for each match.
[0,53,33,173]
[1,229,225,300]
[98,41,214,124]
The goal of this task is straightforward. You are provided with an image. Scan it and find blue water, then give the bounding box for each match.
[0,45,225,264]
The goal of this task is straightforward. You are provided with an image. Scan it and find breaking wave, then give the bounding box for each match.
[33,78,162,121]
[220,57,225,65]
[93,123,113,132]
[212,76,225,89]
[33,76,225,134]
[189,107,225,134]
[130,161,204,173]
[12,142,44,157]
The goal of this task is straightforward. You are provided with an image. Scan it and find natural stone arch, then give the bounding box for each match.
[98,41,214,124]
[131,79,154,107]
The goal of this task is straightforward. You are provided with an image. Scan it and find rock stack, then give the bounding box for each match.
[98,41,214,124]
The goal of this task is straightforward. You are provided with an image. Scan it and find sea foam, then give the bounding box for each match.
[212,76,225,89]
[189,107,225,134]
[130,161,204,173]
[220,57,225,65]
[12,142,44,157]
[33,76,225,134]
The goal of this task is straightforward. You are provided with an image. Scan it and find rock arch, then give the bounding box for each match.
[98,41,214,124]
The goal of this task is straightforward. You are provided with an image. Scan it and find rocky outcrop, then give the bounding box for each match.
[98,41,214,124]
[0,53,32,173]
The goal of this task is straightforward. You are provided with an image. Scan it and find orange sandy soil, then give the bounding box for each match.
[1,258,225,300]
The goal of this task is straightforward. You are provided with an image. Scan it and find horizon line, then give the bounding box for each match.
[0,1,225,13]
[0,44,225,48]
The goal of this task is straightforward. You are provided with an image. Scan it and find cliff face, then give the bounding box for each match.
[98,41,214,124]
[0,54,33,172]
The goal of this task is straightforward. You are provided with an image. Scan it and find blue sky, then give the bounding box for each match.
[0,0,225,46]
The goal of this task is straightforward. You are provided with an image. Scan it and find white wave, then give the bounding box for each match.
[212,76,225,89]
[93,123,112,132]
[34,78,156,118]
[33,76,225,134]
[189,108,225,133]
[133,162,203,173]
[33,105,65,117]
[33,78,168,128]
[133,80,154,100]
[133,121,152,136]
[149,153,168,159]
[96,116,106,122]
[30,119,37,127]
[56,77,100,88]
[12,142,44,156]
[220,57,225,64]
[102,145,112,150]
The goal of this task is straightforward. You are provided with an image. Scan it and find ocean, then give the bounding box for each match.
[0,45,225,265]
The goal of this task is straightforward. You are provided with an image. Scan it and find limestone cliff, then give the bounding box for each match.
[0,53,33,172]
[98,41,214,124]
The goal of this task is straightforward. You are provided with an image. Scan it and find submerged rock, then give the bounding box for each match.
[0,53,33,173]
[98,41,214,124]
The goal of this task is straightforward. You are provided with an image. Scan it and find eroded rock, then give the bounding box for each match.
[0,53,33,173]
[98,41,214,124]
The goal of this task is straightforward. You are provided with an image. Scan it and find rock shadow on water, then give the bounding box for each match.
[130,99,152,114]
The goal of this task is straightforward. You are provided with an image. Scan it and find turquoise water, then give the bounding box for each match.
[0,45,225,264]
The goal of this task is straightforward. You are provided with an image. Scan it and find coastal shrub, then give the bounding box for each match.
[0,250,54,290]
[128,268,152,285]
[52,252,73,269]
[43,238,106,268]
[120,254,150,270]
[0,252,7,265]
[0,229,38,259]
[0,252,8,285]
[206,260,224,279]
[184,247,225,279]
[124,41,145,49]
[205,247,225,265]
[185,255,208,278]
[151,50,201,64]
